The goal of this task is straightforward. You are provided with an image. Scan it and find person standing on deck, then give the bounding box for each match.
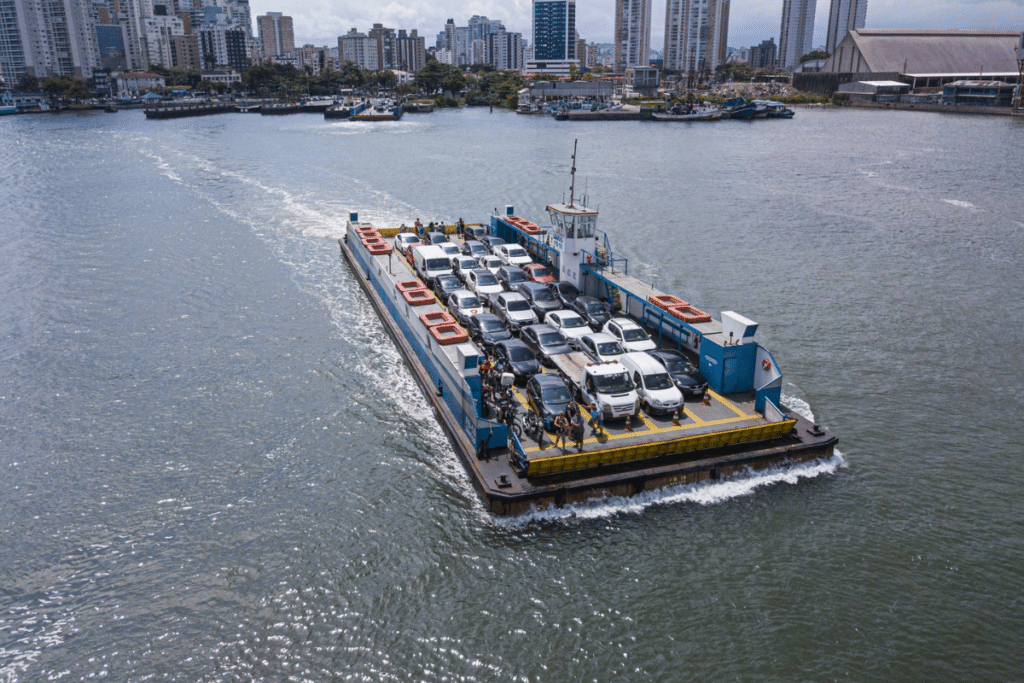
[571,411,585,451]
[553,413,568,449]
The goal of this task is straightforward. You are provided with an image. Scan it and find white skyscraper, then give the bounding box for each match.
[0,0,102,80]
[614,0,651,72]
[663,0,730,73]
[825,0,867,54]
[778,0,815,69]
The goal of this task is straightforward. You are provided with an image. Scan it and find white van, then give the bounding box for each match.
[414,245,453,285]
[620,352,684,416]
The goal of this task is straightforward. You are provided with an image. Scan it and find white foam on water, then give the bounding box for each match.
[942,199,976,209]
[493,452,846,527]
[780,392,814,423]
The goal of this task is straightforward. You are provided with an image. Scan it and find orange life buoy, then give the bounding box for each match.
[396,280,423,293]
[367,243,391,255]
[667,304,712,324]
[419,311,457,327]
[648,294,687,310]
[762,359,772,372]
[402,288,434,306]
[429,323,469,345]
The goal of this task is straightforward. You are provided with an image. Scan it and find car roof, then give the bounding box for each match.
[519,281,547,293]
[576,295,603,304]
[497,338,530,350]
[582,332,617,343]
[531,373,568,387]
[472,313,502,323]
[522,323,556,334]
[499,291,527,301]
[450,289,476,300]
[609,317,641,328]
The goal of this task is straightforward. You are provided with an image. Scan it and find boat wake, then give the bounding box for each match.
[494,451,845,526]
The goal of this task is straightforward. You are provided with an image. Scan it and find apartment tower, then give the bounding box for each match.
[778,0,815,69]
[257,11,293,61]
[825,0,867,54]
[614,0,651,72]
[532,0,576,60]
[663,0,730,73]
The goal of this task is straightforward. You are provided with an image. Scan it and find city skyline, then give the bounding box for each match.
[247,0,1022,54]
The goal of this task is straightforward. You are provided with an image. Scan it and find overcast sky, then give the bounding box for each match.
[248,0,1023,52]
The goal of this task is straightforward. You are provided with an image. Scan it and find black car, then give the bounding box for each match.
[646,349,708,397]
[525,373,573,423]
[518,282,562,321]
[492,339,540,384]
[548,280,581,308]
[520,324,573,367]
[467,313,512,351]
[460,241,489,258]
[480,235,506,252]
[571,295,612,331]
[496,265,530,291]
[433,273,462,301]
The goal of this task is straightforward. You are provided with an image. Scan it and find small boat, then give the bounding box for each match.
[652,104,722,121]
[752,100,795,118]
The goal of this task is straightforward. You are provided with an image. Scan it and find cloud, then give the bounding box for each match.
[247,0,1023,51]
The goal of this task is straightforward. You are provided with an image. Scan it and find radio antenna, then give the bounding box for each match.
[569,139,578,208]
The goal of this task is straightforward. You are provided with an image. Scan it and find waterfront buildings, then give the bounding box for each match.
[396,29,425,72]
[257,12,294,63]
[339,28,378,70]
[663,0,730,73]
[614,0,651,72]
[825,0,867,54]
[778,0,816,69]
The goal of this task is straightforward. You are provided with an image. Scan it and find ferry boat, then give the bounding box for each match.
[338,144,836,515]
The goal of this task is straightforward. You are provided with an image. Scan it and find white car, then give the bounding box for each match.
[446,289,485,325]
[578,332,626,364]
[394,232,421,254]
[494,244,533,267]
[602,317,657,352]
[451,255,478,282]
[545,309,591,349]
[476,254,502,275]
[465,268,504,304]
[438,242,461,258]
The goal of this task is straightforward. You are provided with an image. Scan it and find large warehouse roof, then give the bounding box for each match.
[821,29,1023,76]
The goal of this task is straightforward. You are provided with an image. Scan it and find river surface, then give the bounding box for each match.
[1,106,1022,681]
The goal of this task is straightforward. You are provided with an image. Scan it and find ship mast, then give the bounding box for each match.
[568,139,577,208]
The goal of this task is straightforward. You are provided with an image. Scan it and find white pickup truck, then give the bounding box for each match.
[549,351,639,420]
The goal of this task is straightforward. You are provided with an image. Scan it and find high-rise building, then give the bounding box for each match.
[257,12,293,61]
[778,0,815,69]
[368,23,396,69]
[749,37,776,70]
[0,0,103,80]
[338,28,378,70]
[143,13,184,69]
[614,0,651,72]
[169,32,201,69]
[532,0,575,61]
[663,0,730,73]
[825,0,867,54]
[197,9,248,71]
[396,29,425,72]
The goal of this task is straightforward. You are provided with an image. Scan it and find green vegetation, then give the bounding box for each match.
[463,71,524,109]
[41,76,91,104]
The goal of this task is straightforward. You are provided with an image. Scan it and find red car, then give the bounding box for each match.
[522,262,557,284]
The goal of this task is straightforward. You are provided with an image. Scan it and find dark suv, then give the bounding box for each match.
[496,265,530,291]
[571,295,612,331]
[517,282,561,322]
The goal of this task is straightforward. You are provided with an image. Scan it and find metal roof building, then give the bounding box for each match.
[796,29,1023,94]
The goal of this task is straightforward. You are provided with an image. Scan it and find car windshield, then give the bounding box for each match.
[470,244,487,254]
[438,277,458,288]
[459,296,481,308]
[644,372,674,390]
[593,372,633,393]
[507,300,530,312]
[484,257,500,267]
[532,266,552,278]
[480,319,505,333]
[538,332,566,347]
[596,341,624,356]
[476,272,499,286]
[507,346,534,362]
[542,385,572,403]
[533,289,555,302]
[507,270,528,283]
[622,328,650,342]
[508,247,528,258]
[560,316,586,328]
[427,258,450,269]
[586,302,610,316]
[663,356,696,374]
[559,283,580,296]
